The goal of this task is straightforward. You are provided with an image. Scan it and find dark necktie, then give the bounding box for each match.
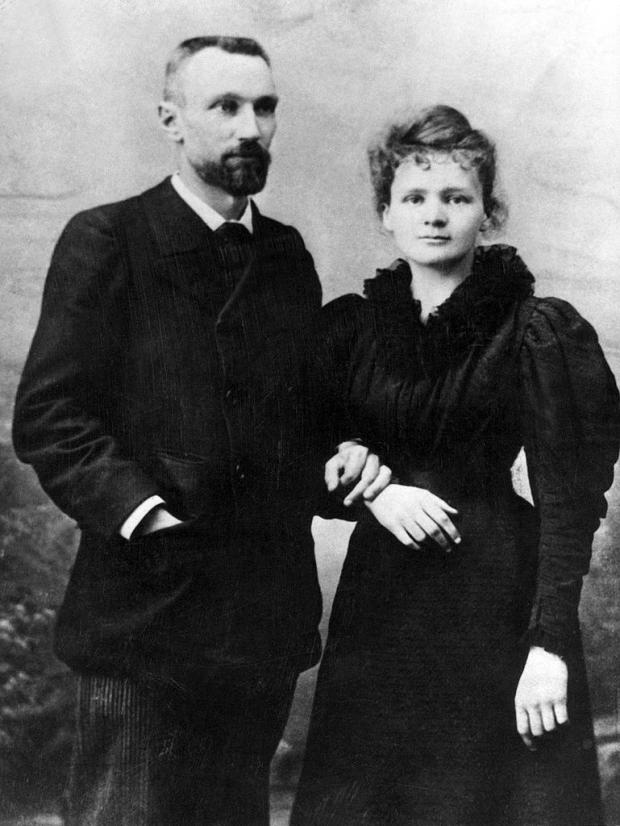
[214,222,253,244]
[214,222,254,293]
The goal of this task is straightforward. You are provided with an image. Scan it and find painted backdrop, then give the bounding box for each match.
[0,0,618,820]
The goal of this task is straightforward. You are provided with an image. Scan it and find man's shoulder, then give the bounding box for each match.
[253,207,309,248]
[67,178,171,231]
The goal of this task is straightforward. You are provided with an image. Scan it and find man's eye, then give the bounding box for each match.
[216,99,238,114]
[254,98,277,116]
[405,195,424,205]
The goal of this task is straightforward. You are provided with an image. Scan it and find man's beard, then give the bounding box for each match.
[194,142,271,196]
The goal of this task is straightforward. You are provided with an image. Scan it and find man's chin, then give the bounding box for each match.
[224,160,269,196]
[195,162,268,197]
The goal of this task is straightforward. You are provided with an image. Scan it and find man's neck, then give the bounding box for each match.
[177,164,248,221]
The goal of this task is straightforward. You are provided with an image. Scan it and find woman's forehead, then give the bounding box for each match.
[393,154,482,190]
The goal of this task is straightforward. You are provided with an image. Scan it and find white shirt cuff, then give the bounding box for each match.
[119,496,166,540]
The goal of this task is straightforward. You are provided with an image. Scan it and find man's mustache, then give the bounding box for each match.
[224,143,271,163]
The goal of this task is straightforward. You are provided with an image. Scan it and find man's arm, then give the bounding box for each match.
[13,209,161,539]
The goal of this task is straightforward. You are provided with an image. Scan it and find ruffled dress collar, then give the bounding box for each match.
[362,244,535,372]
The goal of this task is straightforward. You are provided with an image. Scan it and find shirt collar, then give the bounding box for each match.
[171,172,254,234]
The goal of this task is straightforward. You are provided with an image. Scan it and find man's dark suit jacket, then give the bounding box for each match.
[13,178,324,686]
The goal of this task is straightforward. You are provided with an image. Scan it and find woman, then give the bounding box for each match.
[291,105,620,825]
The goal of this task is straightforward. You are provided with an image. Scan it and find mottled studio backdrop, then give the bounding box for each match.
[0,0,619,820]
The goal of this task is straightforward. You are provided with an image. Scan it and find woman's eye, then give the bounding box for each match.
[448,195,469,205]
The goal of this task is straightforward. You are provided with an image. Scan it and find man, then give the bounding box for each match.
[13,36,386,825]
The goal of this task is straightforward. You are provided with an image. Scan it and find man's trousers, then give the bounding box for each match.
[64,671,297,826]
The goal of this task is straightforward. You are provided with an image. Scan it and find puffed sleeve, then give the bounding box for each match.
[519,297,620,656]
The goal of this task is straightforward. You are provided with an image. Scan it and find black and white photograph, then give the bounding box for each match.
[1,1,619,824]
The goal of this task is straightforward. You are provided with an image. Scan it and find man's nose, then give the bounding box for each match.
[235,104,261,141]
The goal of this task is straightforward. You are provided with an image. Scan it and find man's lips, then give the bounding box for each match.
[225,145,269,161]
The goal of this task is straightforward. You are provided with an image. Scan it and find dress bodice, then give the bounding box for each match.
[316,244,620,655]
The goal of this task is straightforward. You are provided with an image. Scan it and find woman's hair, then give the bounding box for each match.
[368,104,507,232]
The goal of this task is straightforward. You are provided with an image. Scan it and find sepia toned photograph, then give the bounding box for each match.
[0,1,619,824]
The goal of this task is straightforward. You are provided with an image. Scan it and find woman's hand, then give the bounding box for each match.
[325,441,392,506]
[514,646,568,750]
[364,483,460,551]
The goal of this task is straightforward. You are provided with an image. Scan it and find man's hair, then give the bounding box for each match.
[368,104,507,232]
[163,36,271,105]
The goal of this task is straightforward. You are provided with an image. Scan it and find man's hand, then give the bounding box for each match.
[515,646,568,751]
[134,506,183,537]
[364,483,460,551]
[325,441,391,506]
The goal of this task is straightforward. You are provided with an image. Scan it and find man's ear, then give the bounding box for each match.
[158,101,184,143]
[381,203,393,233]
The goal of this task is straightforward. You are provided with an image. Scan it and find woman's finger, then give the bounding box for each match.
[392,525,420,549]
[425,492,458,514]
[541,702,556,733]
[554,699,569,726]
[424,504,461,545]
[527,706,544,739]
[402,519,427,545]
[411,511,451,551]
[515,706,535,751]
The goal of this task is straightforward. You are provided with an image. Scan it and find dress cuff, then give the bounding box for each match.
[119,495,165,540]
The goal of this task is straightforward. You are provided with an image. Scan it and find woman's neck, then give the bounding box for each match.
[408,251,475,323]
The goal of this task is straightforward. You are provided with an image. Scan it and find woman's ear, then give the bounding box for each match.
[479,215,492,234]
[381,203,393,232]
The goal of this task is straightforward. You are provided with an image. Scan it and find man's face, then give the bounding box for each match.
[168,48,278,196]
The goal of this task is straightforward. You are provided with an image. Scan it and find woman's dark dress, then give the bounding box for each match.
[291,246,620,826]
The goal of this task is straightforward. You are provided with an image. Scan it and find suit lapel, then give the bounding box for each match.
[138,178,226,307]
[138,179,273,315]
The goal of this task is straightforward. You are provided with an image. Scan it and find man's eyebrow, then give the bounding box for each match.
[255,94,279,106]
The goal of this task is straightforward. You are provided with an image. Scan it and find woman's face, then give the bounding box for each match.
[382,153,486,269]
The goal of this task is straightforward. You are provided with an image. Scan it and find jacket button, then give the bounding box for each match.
[225,388,239,405]
[235,462,246,480]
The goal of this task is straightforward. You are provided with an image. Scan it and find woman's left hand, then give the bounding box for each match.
[514,646,568,751]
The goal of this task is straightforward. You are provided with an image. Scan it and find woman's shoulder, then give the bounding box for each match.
[522,295,600,350]
[322,292,367,315]
[316,293,370,346]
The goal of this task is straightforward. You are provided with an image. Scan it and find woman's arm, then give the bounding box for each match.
[515,297,620,748]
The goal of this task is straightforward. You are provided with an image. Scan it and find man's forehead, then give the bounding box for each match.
[180,47,276,99]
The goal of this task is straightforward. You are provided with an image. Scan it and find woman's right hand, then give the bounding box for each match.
[364,484,460,551]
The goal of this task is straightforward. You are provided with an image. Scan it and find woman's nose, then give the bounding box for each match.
[423,200,447,225]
